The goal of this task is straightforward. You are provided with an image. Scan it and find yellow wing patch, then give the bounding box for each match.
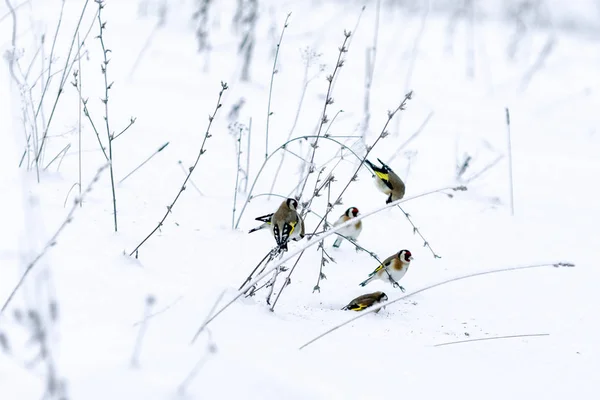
[373,170,389,182]
[348,303,367,311]
[373,264,385,273]
[288,221,296,235]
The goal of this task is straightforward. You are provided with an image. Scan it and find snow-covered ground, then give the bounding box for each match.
[1,0,599,398]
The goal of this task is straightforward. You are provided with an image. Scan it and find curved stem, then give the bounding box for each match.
[234,135,363,229]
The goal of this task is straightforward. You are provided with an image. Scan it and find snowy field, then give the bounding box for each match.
[1,0,599,398]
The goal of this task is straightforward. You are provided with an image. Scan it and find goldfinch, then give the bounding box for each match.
[342,291,388,313]
[364,158,406,204]
[332,207,362,248]
[359,249,413,291]
[249,198,305,251]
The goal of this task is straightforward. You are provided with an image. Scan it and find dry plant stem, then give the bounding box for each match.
[519,35,555,92]
[313,179,334,292]
[190,290,226,344]
[191,183,462,337]
[35,0,91,164]
[96,1,119,232]
[178,161,204,195]
[505,108,514,216]
[299,262,575,350]
[129,82,228,257]
[244,117,252,192]
[397,205,440,258]
[464,155,504,184]
[296,31,351,199]
[132,296,184,327]
[1,162,110,314]
[434,333,549,348]
[77,33,82,203]
[388,111,434,163]
[361,0,380,144]
[234,135,362,229]
[265,12,291,160]
[269,51,323,197]
[232,127,243,228]
[118,142,169,184]
[270,92,413,311]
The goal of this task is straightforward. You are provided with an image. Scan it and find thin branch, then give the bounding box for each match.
[118,142,170,184]
[434,333,550,348]
[234,135,363,229]
[265,12,291,160]
[397,205,440,258]
[129,82,228,257]
[299,262,575,350]
[35,0,91,163]
[1,162,110,314]
[505,108,514,216]
[296,30,352,199]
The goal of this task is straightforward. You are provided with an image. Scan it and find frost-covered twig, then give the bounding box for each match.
[179,330,218,394]
[396,205,441,258]
[313,176,335,293]
[387,111,434,163]
[129,82,228,257]
[361,0,380,145]
[191,184,466,337]
[265,12,291,160]
[299,262,575,350]
[434,333,550,347]
[296,30,352,199]
[1,162,110,314]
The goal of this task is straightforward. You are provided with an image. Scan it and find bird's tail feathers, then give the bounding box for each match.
[332,237,343,248]
[359,275,374,287]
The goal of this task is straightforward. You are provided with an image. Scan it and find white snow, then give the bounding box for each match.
[1,0,599,398]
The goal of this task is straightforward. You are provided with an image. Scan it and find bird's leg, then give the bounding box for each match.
[391,280,406,292]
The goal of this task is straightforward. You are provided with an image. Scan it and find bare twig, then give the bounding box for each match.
[397,205,441,258]
[118,142,169,184]
[96,0,119,232]
[296,30,352,199]
[299,262,575,350]
[265,12,291,160]
[129,82,228,257]
[1,163,110,314]
[505,108,514,216]
[434,333,550,348]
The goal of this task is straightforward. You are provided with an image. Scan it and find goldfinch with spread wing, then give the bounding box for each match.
[359,249,413,291]
[342,291,388,313]
[332,207,362,248]
[249,198,305,251]
[364,158,406,204]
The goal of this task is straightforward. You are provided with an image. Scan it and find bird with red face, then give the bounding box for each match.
[332,207,362,248]
[359,249,413,292]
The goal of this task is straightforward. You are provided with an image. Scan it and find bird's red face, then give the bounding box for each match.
[351,207,359,217]
[399,250,413,263]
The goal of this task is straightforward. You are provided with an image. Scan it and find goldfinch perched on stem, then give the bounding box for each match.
[332,207,362,248]
[359,249,413,292]
[342,291,388,312]
[364,158,406,204]
[249,198,305,251]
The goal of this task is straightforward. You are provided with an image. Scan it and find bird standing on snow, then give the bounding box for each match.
[332,207,362,248]
[359,249,413,292]
[249,198,305,251]
[364,158,406,204]
[342,291,388,313]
